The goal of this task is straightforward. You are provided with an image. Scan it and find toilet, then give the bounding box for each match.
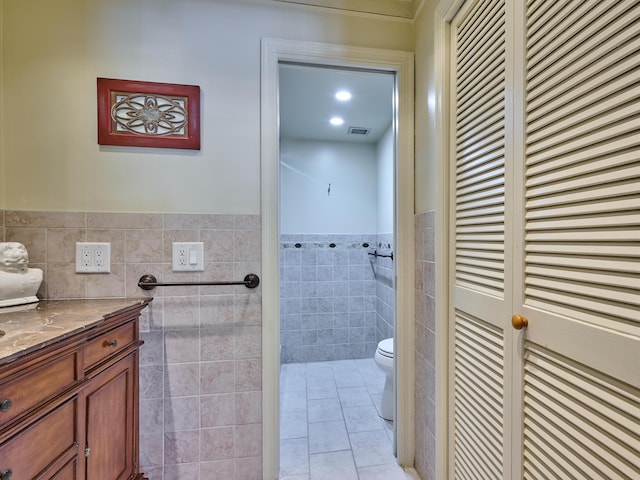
[374,338,394,421]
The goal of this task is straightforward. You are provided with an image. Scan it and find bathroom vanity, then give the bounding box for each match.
[0,298,151,480]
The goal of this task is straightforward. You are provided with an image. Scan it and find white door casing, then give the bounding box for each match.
[260,38,415,479]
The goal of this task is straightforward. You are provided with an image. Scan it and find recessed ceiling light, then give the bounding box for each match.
[335,90,352,101]
[330,117,344,126]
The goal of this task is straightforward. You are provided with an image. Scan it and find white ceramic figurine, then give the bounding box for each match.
[0,242,43,307]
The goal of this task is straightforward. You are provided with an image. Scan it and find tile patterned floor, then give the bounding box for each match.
[279,358,416,480]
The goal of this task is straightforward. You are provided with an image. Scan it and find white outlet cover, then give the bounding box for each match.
[75,242,111,273]
[172,242,204,272]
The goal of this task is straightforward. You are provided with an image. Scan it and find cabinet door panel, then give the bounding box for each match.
[0,398,78,479]
[85,353,136,480]
[49,458,79,480]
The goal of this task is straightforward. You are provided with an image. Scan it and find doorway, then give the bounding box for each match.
[261,38,415,480]
[278,62,397,479]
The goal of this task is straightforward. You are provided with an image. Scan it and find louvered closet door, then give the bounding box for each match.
[515,0,640,478]
[449,0,640,479]
[449,0,514,478]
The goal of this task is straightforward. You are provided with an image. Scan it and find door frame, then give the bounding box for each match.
[433,0,468,479]
[260,37,415,479]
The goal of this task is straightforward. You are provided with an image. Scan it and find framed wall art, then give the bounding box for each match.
[97,78,201,150]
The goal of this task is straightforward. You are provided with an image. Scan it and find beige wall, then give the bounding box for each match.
[0,0,4,211]
[1,0,412,214]
[2,2,443,478]
[413,0,437,213]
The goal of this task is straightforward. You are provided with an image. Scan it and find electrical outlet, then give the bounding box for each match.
[76,242,111,273]
[82,247,92,266]
[178,246,188,266]
[172,242,204,271]
[94,248,105,266]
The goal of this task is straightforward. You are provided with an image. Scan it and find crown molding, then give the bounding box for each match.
[274,0,418,19]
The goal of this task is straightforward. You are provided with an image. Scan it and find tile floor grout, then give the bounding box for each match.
[279,358,415,480]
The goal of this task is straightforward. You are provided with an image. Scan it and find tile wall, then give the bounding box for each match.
[373,232,395,342]
[414,211,436,480]
[1,208,437,479]
[1,210,263,480]
[279,234,394,363]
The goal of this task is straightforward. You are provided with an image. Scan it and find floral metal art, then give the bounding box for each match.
[112,94,188,136]
[97,78,200,149]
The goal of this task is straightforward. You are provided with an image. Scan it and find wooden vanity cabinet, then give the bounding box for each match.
[0,335,84,480]
[0,303,147,480]
[84,351,138,480]
[0,395,81,479]
[81,310,145,480]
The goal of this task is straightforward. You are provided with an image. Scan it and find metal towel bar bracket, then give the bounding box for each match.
[368,250,394,260]
[138,273,260,291]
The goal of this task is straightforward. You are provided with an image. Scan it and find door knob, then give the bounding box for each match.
[512,314,528,330]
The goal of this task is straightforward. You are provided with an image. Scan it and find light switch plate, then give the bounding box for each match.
[172,242,204,271]
[76,242,111,273]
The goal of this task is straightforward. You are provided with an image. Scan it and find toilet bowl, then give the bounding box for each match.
[374,338,394,421]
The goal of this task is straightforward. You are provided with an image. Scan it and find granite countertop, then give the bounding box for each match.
[0,298,151,365]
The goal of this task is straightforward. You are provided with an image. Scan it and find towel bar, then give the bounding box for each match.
[138,273,260,290]
[368,250,394,260]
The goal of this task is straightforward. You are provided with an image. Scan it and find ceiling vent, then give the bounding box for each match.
[347,126,371,136]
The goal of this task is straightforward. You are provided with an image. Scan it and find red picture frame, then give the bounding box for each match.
[97,78,201,150]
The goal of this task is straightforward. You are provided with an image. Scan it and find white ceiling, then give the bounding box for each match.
[279,63,395,144]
